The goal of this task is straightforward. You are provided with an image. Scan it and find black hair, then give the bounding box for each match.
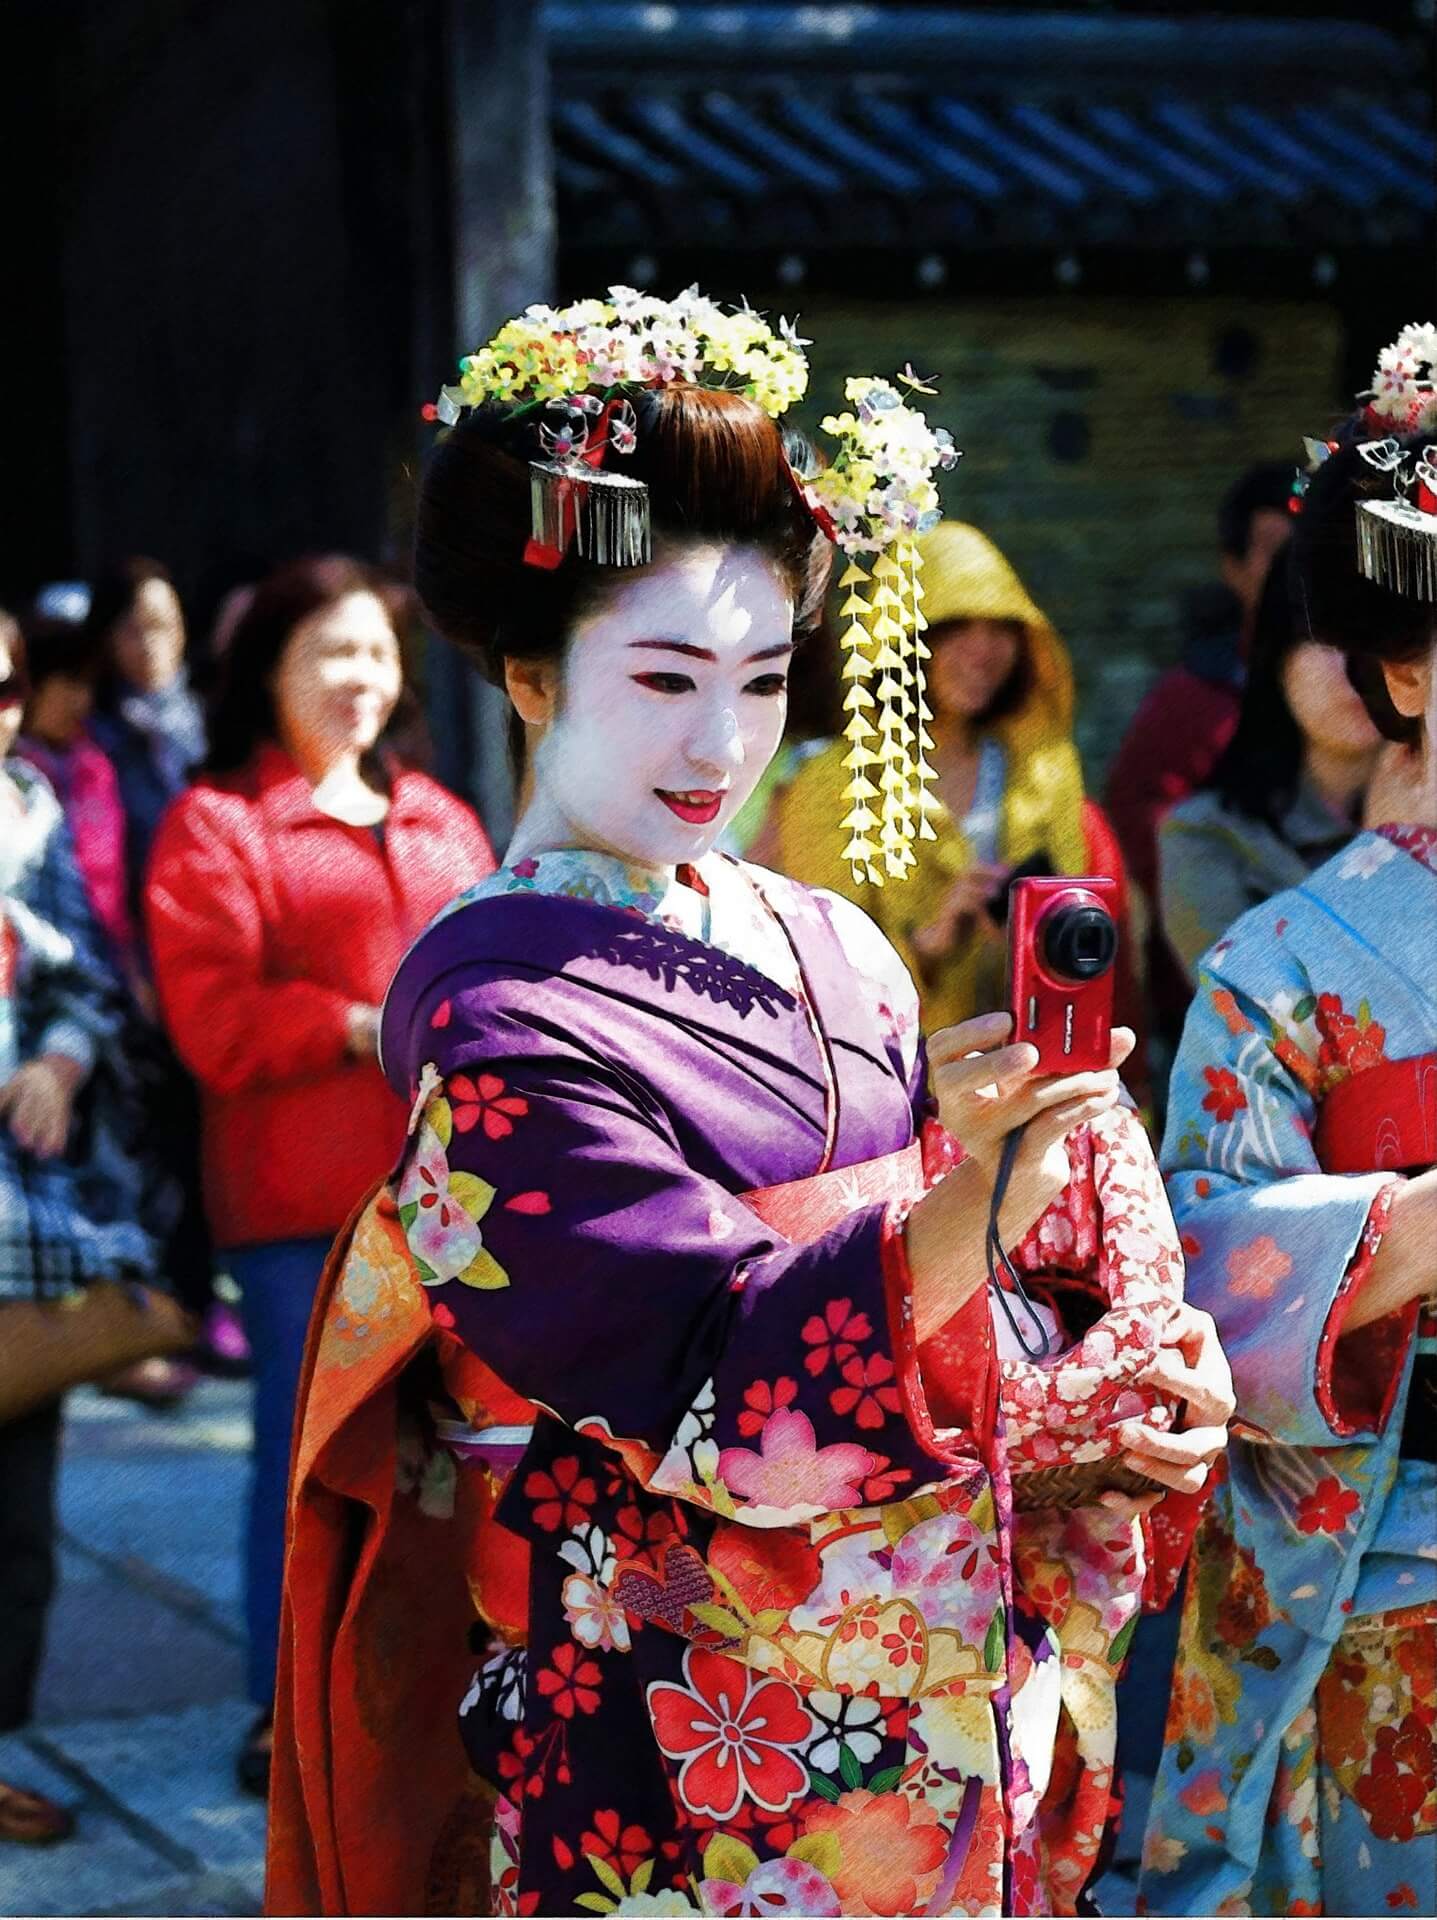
[415,385,830,677]
[414,382,833,778]
[1206,554,1306,828]
[19,607,105,690]
[84,556,187,711]
[1218,462,1298,560]
[1289,427,1436,749]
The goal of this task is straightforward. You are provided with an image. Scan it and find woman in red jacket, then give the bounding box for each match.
[145,555,494,1794]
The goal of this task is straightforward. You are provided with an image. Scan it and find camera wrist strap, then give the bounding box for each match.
[985,1123,1054,1360]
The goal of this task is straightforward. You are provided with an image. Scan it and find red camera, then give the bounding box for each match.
[1006,875,1120,1074]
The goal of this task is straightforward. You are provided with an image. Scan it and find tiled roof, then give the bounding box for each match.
[541,6,1434,256]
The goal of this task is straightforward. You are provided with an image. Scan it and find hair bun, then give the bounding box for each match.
[414,384,830,686]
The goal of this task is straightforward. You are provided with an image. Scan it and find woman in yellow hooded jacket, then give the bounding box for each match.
[766,520,1088,1030]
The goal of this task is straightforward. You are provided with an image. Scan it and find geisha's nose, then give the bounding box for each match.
[684,702,744,774]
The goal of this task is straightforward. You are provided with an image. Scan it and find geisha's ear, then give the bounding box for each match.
[1379,646,1433,721]
[504,654,558,727]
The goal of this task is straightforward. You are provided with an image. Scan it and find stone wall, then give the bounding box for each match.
[771,294,1343,778]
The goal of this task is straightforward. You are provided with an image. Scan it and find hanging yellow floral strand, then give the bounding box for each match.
[802,374,960,885]
[897,531,941,841]
[836,560,884,885]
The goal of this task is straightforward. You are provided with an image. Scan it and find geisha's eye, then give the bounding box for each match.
[743,673,788,698]
[632,672,695,695]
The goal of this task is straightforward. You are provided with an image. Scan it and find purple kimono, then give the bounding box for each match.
[377,852,1101,1917]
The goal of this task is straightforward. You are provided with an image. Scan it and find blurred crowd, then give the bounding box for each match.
[0,454,1422,1841]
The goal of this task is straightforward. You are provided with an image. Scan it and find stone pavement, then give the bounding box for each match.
[0,1381,266,1918]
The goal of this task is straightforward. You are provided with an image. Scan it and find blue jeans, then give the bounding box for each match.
[228,1237,330,1707]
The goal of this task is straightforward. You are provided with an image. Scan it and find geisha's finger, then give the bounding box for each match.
[1165,1302,1227,1368]
[1141,1353,1234,1430]
[1024,1091,1119,1154]
[1121,1452,1210,1495]
[1107,1027,1137,1070]
[1027,1066,1119,1105]
[1119,1421,1227,1467]
[1097,1489,1163,1518]
[931,1042,1039,1099]
[926,1013,1016,1065]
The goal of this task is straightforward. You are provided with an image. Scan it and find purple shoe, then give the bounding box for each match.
[196,1301,252,1378]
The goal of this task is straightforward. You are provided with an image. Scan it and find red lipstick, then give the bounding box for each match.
[656,789,723,825]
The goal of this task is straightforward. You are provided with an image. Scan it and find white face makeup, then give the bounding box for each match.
[516,543,794,869]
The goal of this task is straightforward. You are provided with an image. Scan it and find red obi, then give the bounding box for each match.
[1316,1052,1437,1176]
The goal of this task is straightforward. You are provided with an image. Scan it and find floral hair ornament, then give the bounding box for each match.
[430,286,811,570]
[803,372,961,886]
[429,290,961,880]
[1352,322,1437,601]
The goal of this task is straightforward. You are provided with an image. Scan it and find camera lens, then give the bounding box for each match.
[1039,902,1118,982]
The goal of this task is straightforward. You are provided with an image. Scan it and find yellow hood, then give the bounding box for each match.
[916,521,1075,750]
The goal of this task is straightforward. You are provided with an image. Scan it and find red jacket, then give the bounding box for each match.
[145,744,494,1248]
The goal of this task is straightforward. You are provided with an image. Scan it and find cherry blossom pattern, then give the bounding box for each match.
[448,1071,530,1140]
[717,1408,874,1516]
[562,1570,632,1653]
[647,1648,814,1821]
[800,1787,948,1917]
[1226,1234,1294,1302]
[800,1298,873,1376]
[736,1377,798,1438]
[828,1352,901,1429]
[1295,1476,1361,1537]
[536,1642,603,1719]
[1201,1066,1248,1124]
[526,1456,597,1532]
[980,1108,1183,1478]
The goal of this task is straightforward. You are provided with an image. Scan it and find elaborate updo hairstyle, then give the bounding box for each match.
[1290,428,1436,749]
[413,384,832,691]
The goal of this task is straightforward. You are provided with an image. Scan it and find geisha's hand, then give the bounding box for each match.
[927,1013,1135,1240]
[1119,1302,1234,1495]
[908,1015,1135,1341]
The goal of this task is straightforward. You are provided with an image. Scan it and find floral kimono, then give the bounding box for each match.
[269,851,1176,1919]
[1140,825,1437,1918]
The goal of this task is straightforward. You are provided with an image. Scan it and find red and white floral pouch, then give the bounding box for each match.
[920,1104,1185,1492]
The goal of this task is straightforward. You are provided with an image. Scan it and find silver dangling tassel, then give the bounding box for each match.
[528,462,651,568]
[1357,501,1437,602]
[578,469,650,566]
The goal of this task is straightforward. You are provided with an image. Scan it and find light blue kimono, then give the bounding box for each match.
[1139,827,1436,1918]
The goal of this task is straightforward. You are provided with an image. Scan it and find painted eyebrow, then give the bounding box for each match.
[627,640,795,665]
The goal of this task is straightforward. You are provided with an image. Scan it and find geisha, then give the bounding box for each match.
[265,291,1228,1919]
[1140,329,1437,1918]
